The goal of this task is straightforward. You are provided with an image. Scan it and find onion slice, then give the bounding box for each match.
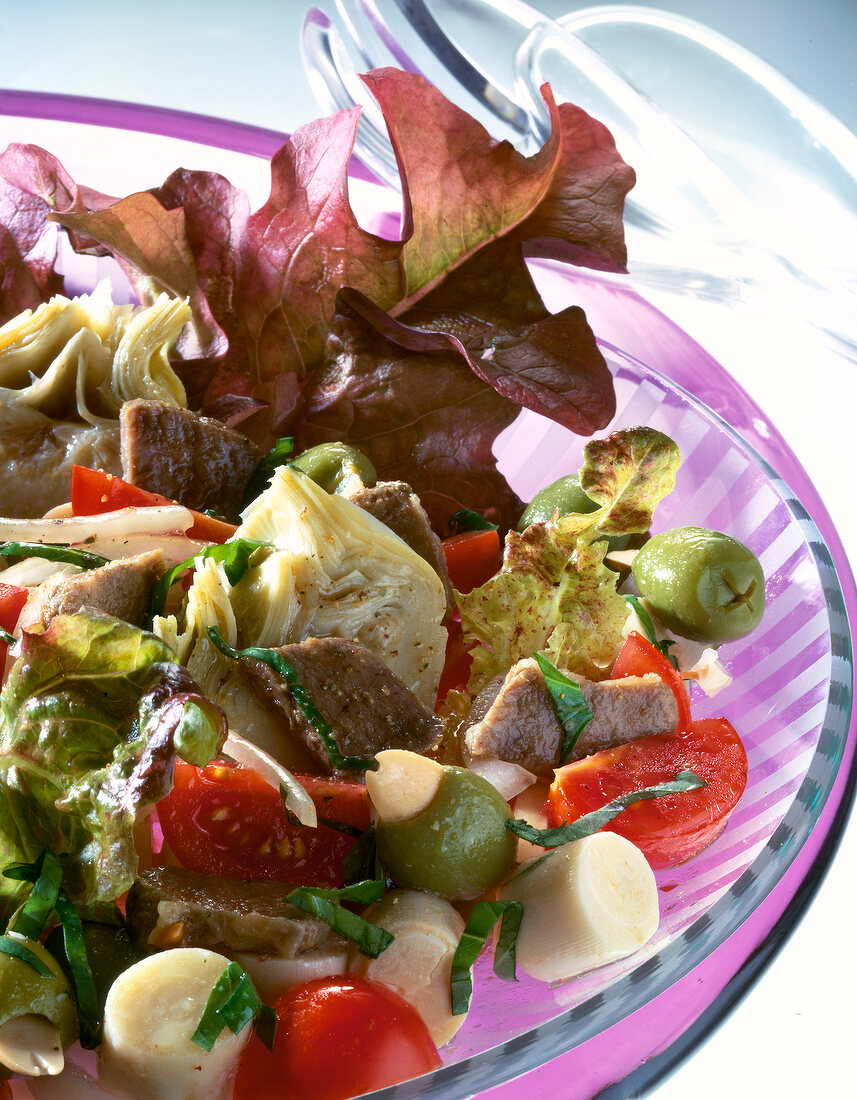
[0,505,195,545]
[464,754,536,801]
[223,731,317,828]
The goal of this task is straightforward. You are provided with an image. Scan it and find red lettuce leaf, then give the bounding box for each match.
[512,101,635,271]
[0,144,90,321]
[0,179,62,323]
[360,69,563,309]
[53,192,227,362]
[0,143,119,260]
[299,289,524,531]
[49,110,403,407]
[2,69,634,468]
[403,239,616,433]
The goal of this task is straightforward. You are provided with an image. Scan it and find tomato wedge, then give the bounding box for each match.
[442,528,501,593]
[612,630,692,732]
[548,716,748,867]
[436,617,474,703]
[70,465,237,543]
[156,760,370,887]
[0,583,27,664]
[233,975,441,1100]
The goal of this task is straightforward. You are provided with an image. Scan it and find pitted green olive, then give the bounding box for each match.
[0,938,77,1050]
[290,442,377,493]
[632,526,765,644]
[376,766,516,901]
[517,474,630,551]
[516,474,598,531]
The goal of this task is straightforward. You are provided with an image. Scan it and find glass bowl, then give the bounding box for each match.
[0,93,853,1100]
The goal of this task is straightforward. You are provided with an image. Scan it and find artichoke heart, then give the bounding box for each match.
[154,466,448,712]
[0,280,189,422]
[0,282,191,517]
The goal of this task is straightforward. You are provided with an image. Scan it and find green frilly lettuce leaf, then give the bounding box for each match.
[0,610,226,918]
[458,427,680,692]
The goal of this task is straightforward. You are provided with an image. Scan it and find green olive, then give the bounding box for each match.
[291,442,377,493]
[0,938,77,1049]
[516,474,598,531]
[632,525,765,644]
[517,474,630,551]
[45,920,145,1023]
[376,766,516,901]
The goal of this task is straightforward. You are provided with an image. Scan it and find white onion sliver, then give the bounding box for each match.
[234,947,348,1001]
[223,731,318,828]
[0,505,195,545]
[90,533,209,566]
[683,648,733,697]
[465,754,537,801]
[41,502,75,519]
[0,558,78,588]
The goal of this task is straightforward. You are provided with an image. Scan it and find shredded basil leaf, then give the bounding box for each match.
[243,437,295,507]
[207,627,376,771]
[506,771,707,850]
[450,900,523,1016]
[191,960,275,1053]
[286,881,392,958]
[4,850,63,941]
[623,595,679,669]
[0,542,108,570]
[149,539,268,617]
[533,653,593,765]
[53,891,100,1047]
[4,851,100,1046]
[253,1003,279,1050]
[449,508,498,533]
[0,935,53,976]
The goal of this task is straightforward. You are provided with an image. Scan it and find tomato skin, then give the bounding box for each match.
[233,975,442,1100]
[442,528,501,593]
[0,582,27,664]
[157,760,369,887]
[547,717,748,867]
[612,630,692,732]
[295,773,371,831]
[70,465,237,543]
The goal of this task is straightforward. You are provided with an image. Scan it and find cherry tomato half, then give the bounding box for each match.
[233,975,442,1100]
[436,617,475,703]
[156,760,369,887]
[0,582,27,664]
[548,717,748,867]
[442,528,501,593]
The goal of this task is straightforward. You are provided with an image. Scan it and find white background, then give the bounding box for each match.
[1,2,855,1098]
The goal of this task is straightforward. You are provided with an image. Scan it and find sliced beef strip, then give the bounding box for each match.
[463,658,679,776]
[126,865,339,956]
[345,480,455,616]
[38,549,165,628]
[120,399,262,520]
[236,635,443,774]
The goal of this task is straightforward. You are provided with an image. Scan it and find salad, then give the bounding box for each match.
[0,68,766,1100]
